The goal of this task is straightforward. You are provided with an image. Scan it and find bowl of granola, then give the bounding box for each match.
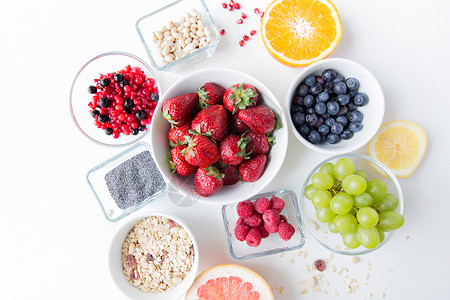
[109,212,199,299]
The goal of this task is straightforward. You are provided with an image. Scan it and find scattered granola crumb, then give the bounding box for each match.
[280,252,285,258]
[308,277,317,287]
[325,280,330,286]
[271,287,278,293]
[279,286,284,294]
[298,251,304,257]
[406,235,410,240]
[334,290,339,297]
[306,265,311,272]
[332,265,337,272]
[367,260,372,267]
[308,219,319,230]
[388,268,393,273]
[370,292,374,297]
[323,290,328,295]
[328,252,335,262]
[381,292,386,298]
[299,280,307,285]
[290,259,294,264]
[313,286,321,292]
[365,273,369,281]
[301,288,308,295]
[350,256,360,264]
[304,251,308,258]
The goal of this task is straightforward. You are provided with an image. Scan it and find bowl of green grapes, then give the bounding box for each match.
[300,153,404,255]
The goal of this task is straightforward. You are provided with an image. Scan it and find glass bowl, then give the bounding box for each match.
[300,153,404,255]
[136,0,220,72]
[70,51,160,147]
[222,189,305,261]
[86,142,167,222]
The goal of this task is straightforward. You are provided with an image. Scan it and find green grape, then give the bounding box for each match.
[353,193,373,208]
[357,225,380,249]
[312,172,334,190]
[305,184,319,200]
[342,174,367,195]
[348,207,357,216]
[376,226,386,243]
[356,207,379,228]
[330,192,354,214]
[334,158,355,180]
[333,214,358,233]
[365,179,388,201]
[342,230,361,249]
[378,211,404,231]
[319,162,335,178]
[328,221,340,233]
[373,193,399,212]
[312,190,332,208]
[354,170,369,183]
[316,207,335,223]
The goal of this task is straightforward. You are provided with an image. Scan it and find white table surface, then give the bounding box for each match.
[2,0,449,299]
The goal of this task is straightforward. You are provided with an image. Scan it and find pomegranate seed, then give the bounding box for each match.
[260,12,265,18]
[241,12,247,19]
[220,29,225,35]
[235,2,240,9]
[239,40,245,47]
[222,2,227,8]
[314,259,326,272]
[243,35,250,41]
[228,4,234,11]
[254,8,260,14]
[250,30,257,36]
[236,19,243,24]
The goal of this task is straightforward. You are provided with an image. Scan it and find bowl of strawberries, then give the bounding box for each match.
[149,68,288,205]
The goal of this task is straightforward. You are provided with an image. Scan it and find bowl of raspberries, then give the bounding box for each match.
[149,68,288,205]
[285,58,385,155]
[222,189,305,260]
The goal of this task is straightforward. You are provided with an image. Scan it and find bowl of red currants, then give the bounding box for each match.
[70,51,160,147]
[300,153,404,255]
[285,58,385,155]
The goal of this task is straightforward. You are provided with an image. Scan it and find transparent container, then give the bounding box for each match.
[136,0,220,72]
[86,142,167,222]
[222,189,305,261]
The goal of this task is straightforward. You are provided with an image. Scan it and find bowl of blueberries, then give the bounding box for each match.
[285,58,385,155]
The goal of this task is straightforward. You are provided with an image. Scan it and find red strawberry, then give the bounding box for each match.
[169,145,197,176]
[197,83,226,108]
[162,93,198,127]
[228,113,249,134]
[220,164,240,186]
[244,130,270,155]
[238,105,276,134]
[167,123,192,147]
[181,135,220,166]
[239,154,267,182]
[219,134,249,165]
[193,166,224,197]
[191,105,228,142]
[223,83,259,113]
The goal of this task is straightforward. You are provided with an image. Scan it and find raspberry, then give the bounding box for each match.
[278,222,295,241]
[244,212,262,227]
[245,228,262,247]
[234,224,250,242]
[264,222,278,233]
[262,209,280,226]
[270,195,285,211]
[236,217,245,225]
[256,225,269,238]
[237,201,253,218]
[279,214,287,223]
[253,197,271,214]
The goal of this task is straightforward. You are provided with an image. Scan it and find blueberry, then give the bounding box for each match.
[336,115,348,126]
[131,129,139,135]
[98,114,109,123]
[151,93,159,102]
[317,91,330,103]
[323,81,334,93]
[291,104,304,113]
[327,101,340,115]
[99,78,110,88]
[298,124,310,136]
[322,69,337,81]
[321,112,330,119]
[119,80,129,88]
[320,134,327,143]
[292,112,305,126]
[316,76,326,85]
[331,122,344,135]
[325,117,336,127]
[135,110,146,120]
[348,101,358,111]
[105,128,113,135]
[139,125,147,131]
[332,73,345,84]
[304,75,317,87]
[305,113,319,126]
[353,93,369,106]
[347,110,364,122]
[327,133,340,144]
[340,129,353,140]
[310,83,323,95]
[99,97,111,108]
[314,102,327,115]
[88,85,97,94]
[346,78,360,91]
[114,73,124,82]
[316,116,324,127]
[337,94,350,106]
[334,81,347,95]
[349,90,358,97]
[90,109,100,118]
[306,107,315,114]
[297,84,309,97]
[124,98,134,110]
[304,94,315,107]
[292,96,304,106]
[308,130,321,144]
[349,121,363,132]
[337,105,349,116]
[318,124,330,135]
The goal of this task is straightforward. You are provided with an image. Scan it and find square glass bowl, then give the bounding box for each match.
[136,0,220,72]
[222,189,305,260]
[87,142,167,222]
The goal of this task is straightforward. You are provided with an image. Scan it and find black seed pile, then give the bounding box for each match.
[105,151,166,210]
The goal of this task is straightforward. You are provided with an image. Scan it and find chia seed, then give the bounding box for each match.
[105,151,166,210]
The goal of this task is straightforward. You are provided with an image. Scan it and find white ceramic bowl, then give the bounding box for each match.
[285,58,385,155]
[109,212,199,299]
[149,68,289,205]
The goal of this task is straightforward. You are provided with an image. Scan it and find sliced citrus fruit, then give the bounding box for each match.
[185,264,274,300]
[261,0,343,67]
[368,120,427,178]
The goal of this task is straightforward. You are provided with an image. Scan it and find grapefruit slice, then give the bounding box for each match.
[185,264,274,300]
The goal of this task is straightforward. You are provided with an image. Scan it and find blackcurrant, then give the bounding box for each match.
[113,73,124,82]
[105,128,113,135]
[123,98,134,109]
[87,85,97,94]
[98,114,109,123]
[135,110,146,120]
[99,78,110,88]
[150,93,159,102]
[98,97,110,108]
[119,80,129,88]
